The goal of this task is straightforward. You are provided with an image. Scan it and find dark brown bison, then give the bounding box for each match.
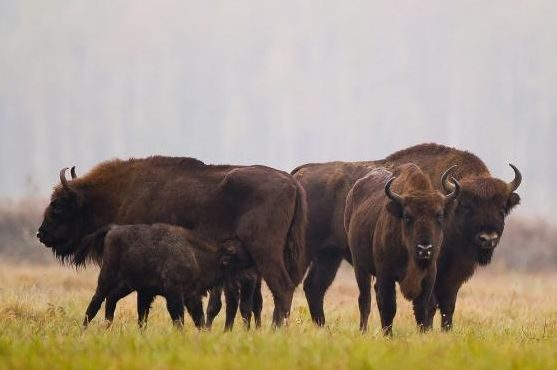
[344,164,460,335]
[37,156,307,327]
[79,223,252,328]
[292,161,375,326]
[292,143,521,329]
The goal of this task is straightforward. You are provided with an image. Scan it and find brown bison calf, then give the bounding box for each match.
[345,164,460,335]
[81,224,251,329]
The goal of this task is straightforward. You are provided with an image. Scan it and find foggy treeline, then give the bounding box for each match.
[1,0,556,221]
[2,198,556,270]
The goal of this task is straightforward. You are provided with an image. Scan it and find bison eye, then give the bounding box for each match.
[436,213,444,225]
[403,214,413,225]
[460,204,472,214]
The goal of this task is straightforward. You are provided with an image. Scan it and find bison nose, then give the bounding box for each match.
[476,232,499,249]
[416,244,433,259]
[37,226,49,245]
[37,227,44,240]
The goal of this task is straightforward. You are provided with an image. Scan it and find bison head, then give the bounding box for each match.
[37,167,87,261]
[442,164,522,265]
[385,170,461,269]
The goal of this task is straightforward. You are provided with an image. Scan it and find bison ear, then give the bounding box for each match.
[444,198,458,217]
[505,192,520,214]
[386,200,403,218]
[66,189,86,209]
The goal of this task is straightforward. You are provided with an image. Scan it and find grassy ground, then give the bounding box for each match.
[0,264,556,370]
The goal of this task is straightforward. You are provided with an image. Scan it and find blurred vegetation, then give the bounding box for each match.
[0,198,555,271]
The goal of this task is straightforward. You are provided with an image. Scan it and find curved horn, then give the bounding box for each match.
[70,166,77,179]
[441,165,457,193]
[507,163,522,192]
[385,177,403,205]
[444,177,461,202]
[59,167,70,192]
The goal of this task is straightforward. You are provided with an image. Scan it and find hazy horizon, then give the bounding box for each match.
[1,0,556,218]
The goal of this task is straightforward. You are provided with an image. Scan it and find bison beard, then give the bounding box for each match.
[293,143,521,330]
[38,156,307,328]
[476,248,494,266]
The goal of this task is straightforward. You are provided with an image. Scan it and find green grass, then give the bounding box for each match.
[1,265,556,370]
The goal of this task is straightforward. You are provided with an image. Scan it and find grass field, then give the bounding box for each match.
[0,263,556,370]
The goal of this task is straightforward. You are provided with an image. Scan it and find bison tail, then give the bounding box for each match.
[284,180,309,286]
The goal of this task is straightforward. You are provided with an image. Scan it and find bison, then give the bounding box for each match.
[79,223,252,328]
[293,143,521,329]
[37,156,307,328]
[206,274,263,330]
[344,164,460,335]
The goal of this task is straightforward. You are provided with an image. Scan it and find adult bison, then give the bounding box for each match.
[344,164,460,334]
[37,156,307,327]
[293,143,521,329]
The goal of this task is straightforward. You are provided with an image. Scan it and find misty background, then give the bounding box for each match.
[1,0,556,222]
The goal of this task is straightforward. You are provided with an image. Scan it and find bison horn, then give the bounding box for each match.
[59,167,71,192]
[507,164,522,192]
[441,165,458,193]
[385,177,403,205]
[444,177,461,202]
[70,166,77,179]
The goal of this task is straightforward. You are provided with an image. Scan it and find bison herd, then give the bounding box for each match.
[36,143,522,334]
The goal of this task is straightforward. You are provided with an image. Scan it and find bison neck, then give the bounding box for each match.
[399,258,430,301]
[438,232,480,286]
[191,248,226,291]
[375,217,432,301]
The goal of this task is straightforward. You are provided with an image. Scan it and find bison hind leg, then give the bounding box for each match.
[303,248,344,327]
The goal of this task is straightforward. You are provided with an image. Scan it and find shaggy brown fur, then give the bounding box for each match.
[292,143,521,329]
[344,164,460,335]
[37,156,307,328]
[80,224,252,329]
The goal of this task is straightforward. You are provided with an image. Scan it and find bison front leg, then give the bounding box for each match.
[422,293,438,330]
[206,285,223,329]
[239,277,257,330]
[412,270,436,332]
[252,276,263,328]
[353,264,372,333]
[137,291,155,328]
[224,283,240,331]
[83,269,116,328]
[375,276,397,336]
[83,290,108,328]
[185,295,206,329]
[437,286,459,331]
[165,288,185,329]
[104,284,133,326]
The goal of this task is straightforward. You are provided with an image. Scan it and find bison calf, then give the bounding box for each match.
[345,164,460,335]
[81,224,251,329]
